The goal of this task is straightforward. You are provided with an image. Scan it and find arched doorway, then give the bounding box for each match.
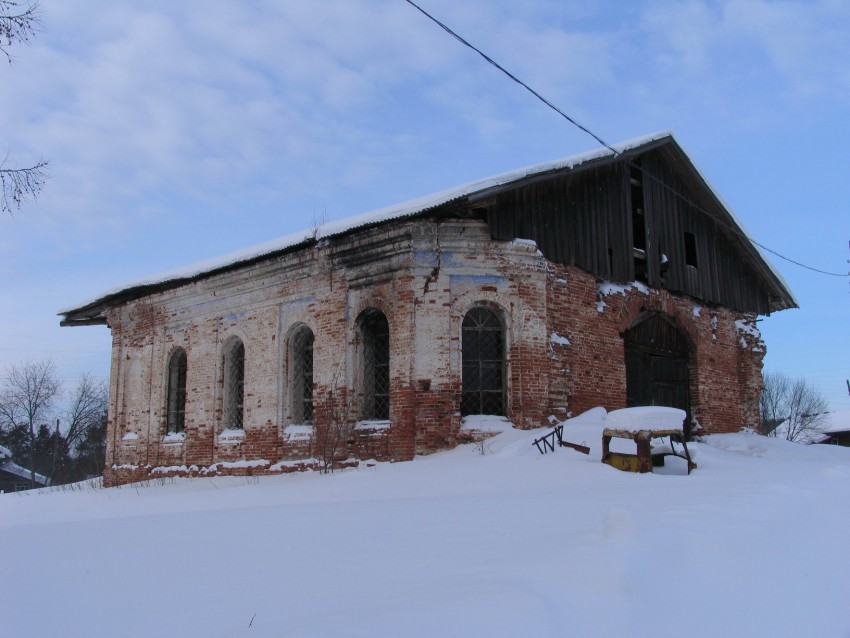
[623,312,692,435]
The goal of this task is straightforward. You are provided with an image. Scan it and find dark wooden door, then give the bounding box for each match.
[623,312,691,435]
[626,350,690,411]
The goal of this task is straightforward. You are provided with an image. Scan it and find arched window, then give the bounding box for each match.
[223,338,245,429]
[358,309,390,420]
[166,348,187,433]
[289,325,314,424]
[461,306,505,416]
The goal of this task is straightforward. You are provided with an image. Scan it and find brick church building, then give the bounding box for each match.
[60,133,795,486]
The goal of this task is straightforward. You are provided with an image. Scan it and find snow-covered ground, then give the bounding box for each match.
[3,415,850,638]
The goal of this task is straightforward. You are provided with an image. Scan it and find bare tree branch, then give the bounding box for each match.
[0,0,40,64]
[1,2,48,214]
[0,157,48,214]
[65,373,108,450]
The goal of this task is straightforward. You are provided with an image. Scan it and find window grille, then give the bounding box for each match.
[224,339,245,429]
[290,326,314,424]
[461,307,505,416]
[359,310,390,420]
[166,348,187,433]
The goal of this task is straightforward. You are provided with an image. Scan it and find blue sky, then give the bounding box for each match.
[1,0,848,409]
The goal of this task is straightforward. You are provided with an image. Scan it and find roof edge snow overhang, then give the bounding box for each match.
[59,132,796,325]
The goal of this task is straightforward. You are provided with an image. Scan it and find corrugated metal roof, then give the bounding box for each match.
[59,131,796,321]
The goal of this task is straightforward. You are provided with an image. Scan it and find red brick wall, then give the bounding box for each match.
[102,219,766,486]
[545,265,765,434]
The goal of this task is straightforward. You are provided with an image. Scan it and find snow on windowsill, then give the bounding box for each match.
[355,420,391,431]
[162,432,186,444]
[460,415,514,433]
[122,432,139,442]
[283,424,314,441]
[219,429,245,443]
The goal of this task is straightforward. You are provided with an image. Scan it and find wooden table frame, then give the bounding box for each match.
[602,427,697,474]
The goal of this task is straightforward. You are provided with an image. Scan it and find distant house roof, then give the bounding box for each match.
[0,460,50,486]
[773,409,850,444]
[809,409,850,443]
[0,446,50,486]
[59,132,796,326]
[821,409,850,433]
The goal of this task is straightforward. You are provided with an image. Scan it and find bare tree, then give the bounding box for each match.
[65,374,108,451]
[0,359,61,486]
[1,1,48,214]
[760,372,828,442]
[46,374,108,481]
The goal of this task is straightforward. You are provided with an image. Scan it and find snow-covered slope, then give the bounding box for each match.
[3,419,849,637]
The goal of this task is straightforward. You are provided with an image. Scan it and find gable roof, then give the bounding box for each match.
[59,132,796,326]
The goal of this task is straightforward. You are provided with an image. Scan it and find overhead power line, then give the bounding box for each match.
[402,0,618,154]
[631,162,850,278]
[404,0,850,280]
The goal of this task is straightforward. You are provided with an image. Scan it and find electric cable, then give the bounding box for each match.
[630,162,850,277]
[403,0,618,155]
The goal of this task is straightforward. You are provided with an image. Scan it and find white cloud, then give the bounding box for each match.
[639,0,850,107]
[0,0,843,245]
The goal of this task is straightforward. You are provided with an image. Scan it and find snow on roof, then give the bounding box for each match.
[60,130,793,316]
[59,132,673,315]
[820,409,850,435]
[0,444,11,460]
[0,459,50,485]
[772,409,850,444]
